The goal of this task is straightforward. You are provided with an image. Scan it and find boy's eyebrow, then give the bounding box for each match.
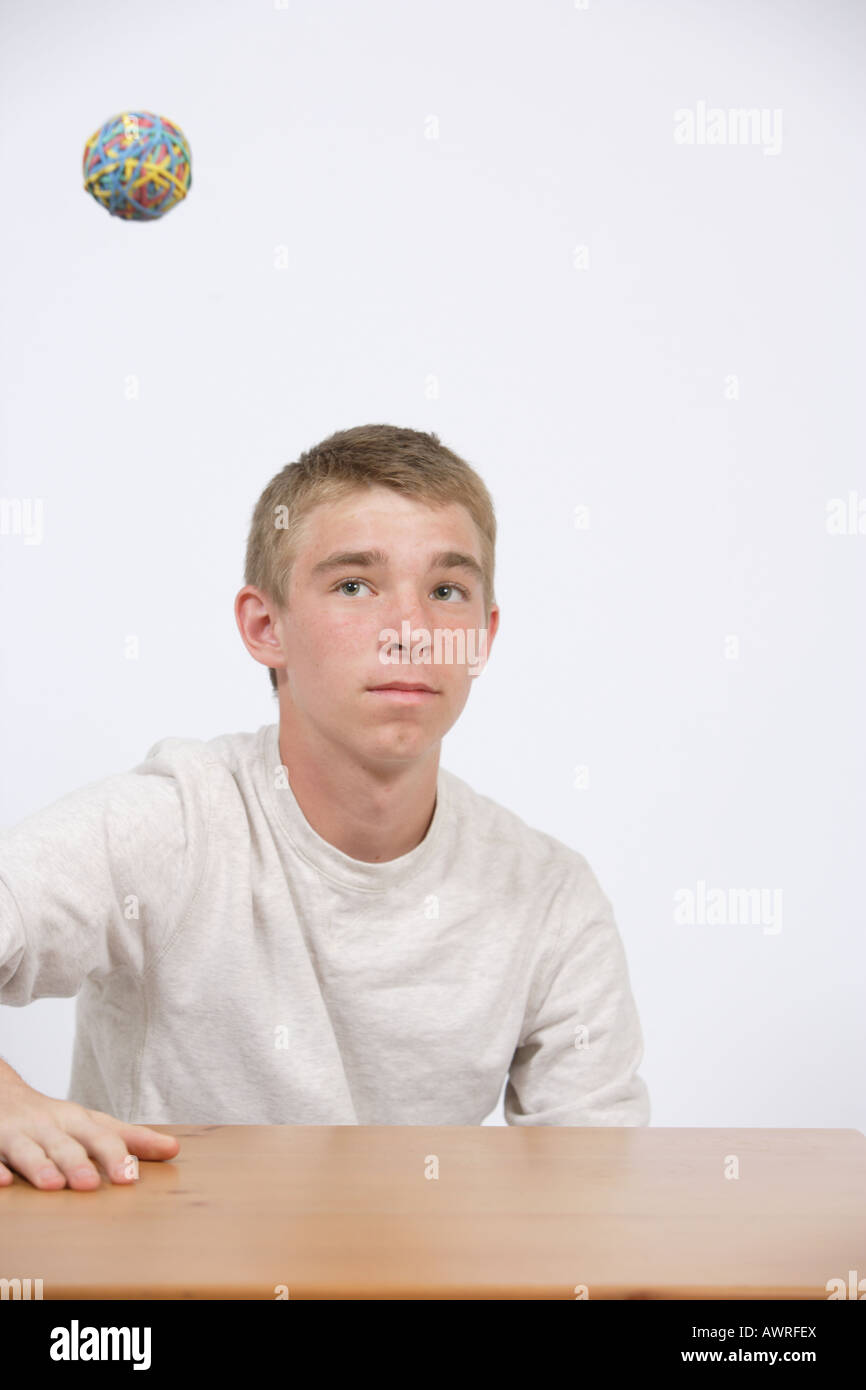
[310,548,483,581]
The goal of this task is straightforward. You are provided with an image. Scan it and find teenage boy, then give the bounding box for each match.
[0,424,649,1192]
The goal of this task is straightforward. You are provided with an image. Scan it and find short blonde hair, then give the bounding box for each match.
[243,423,498,693]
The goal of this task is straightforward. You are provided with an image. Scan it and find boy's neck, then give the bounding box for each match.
[277,720,440,864]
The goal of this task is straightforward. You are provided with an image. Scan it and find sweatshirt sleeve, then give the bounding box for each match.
[504,855,650,1126]
[0,740,209,1007]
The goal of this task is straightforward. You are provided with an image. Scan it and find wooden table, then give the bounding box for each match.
[2,1125,864,1299]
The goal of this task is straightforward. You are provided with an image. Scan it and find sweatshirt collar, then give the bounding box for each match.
[259,722,449,892]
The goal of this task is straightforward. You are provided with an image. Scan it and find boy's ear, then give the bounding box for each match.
[234,585,287,674]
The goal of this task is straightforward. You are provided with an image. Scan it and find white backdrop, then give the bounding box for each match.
[1,0,863,1130]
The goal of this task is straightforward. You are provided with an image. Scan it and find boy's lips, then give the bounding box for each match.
[368,681,437,692]
[366,681,440,703]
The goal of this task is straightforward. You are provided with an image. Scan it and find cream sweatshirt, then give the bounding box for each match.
[0,723,650,1126]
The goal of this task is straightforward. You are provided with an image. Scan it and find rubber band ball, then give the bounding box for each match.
[82,111,192,220]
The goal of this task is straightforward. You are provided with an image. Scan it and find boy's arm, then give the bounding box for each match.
[504,858,650,1126]
[0,747,205,1188]
[0,753,198,1005]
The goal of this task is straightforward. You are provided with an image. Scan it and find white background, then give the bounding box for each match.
[1,0,863,1130]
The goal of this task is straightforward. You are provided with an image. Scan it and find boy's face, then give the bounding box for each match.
[270,487,498,766]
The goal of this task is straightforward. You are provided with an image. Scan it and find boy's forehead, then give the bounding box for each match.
[298,490,478,551]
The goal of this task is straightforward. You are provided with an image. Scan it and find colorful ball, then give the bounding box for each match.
[82,111,192,221]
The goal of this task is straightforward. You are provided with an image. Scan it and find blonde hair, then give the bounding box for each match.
[243,423,498,693]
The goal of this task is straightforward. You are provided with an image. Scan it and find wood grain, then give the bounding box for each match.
[1,1125,864,1299]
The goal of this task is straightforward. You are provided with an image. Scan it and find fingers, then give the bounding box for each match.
[0,1101,181,1189]
[118,1125,180,1159]
[86,1112,180,1160]
[61,1114,142,1183]
[37,1130,107,1189]
[0,1132,84,1190]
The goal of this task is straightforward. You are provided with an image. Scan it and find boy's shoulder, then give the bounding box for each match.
[439,765,594,885]
[140,725,266,772]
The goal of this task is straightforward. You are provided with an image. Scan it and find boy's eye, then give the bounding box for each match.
[431,584,468,601]
[333,580,469,600]
[335,579,373,597]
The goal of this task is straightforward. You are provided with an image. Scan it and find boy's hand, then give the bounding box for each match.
[0,1073,179,1189]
